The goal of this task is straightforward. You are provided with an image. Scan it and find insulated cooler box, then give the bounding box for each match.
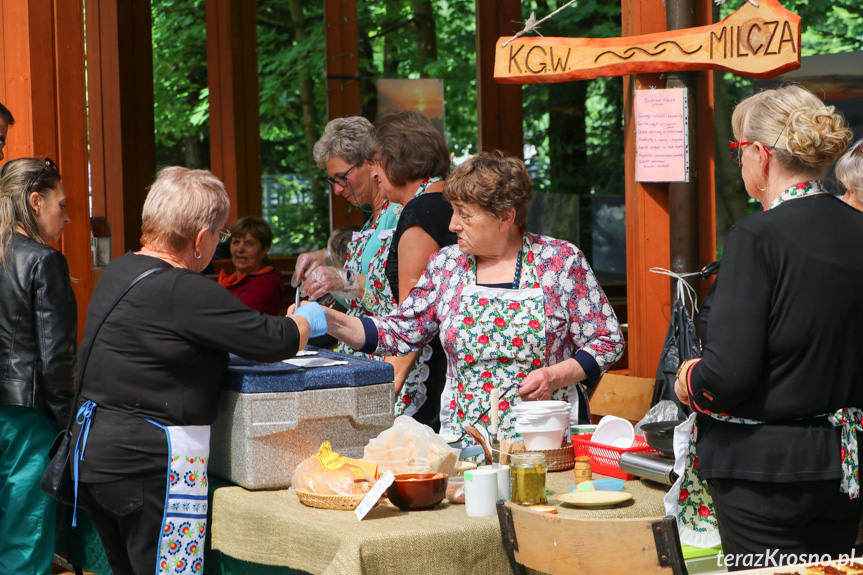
[209,347,395,489]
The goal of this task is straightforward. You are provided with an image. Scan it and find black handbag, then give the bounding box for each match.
[40,265,167,504]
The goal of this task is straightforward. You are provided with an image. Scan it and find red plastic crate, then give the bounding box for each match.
[571,433,658,480]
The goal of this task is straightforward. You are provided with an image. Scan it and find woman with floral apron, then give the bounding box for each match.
[312,152,625,453]
[667,85,863,565]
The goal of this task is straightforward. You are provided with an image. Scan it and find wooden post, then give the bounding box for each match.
[622,0,716,378]
[622,0,670,378]
[475,0,523,158]
[206,0,263,223]
[86,0,156,257]
[1,0,92,341]
[324,0,364,231]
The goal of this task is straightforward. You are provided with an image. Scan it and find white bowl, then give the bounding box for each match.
[521,428,565,450]
[591,415,635,448]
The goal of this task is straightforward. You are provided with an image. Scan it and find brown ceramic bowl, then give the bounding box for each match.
[386,473,448,511]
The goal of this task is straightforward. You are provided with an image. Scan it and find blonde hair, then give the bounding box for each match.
[732,84,851,173]
[835,139,863,203]
[140,167,230,253]
[443,151,532,226]
[0,158,63,265]
[313,116,373,168]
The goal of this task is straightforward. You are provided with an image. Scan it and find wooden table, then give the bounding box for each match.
[210,470,670,575]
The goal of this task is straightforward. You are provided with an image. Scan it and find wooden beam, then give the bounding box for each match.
[206,0,263,222]
[1,0,92,341]
[475,0,523,158]
[324,0,364,232]
[86,0,156,256]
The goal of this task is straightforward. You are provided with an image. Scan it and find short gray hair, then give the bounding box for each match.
[140,167,230,253]
[313,116,373,168]
[836,139,863,203]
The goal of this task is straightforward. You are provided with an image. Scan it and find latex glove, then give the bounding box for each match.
[292,302,328,338]
[302,265,360,301]
[292,249,328,287]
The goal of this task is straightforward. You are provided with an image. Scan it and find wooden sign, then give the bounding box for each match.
[495,0,800,84]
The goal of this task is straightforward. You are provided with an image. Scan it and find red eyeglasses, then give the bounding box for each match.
[729,142,774,165]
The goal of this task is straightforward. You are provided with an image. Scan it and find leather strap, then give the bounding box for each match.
[61,265,168,433]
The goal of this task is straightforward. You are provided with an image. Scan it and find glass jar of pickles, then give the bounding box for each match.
[509,453,548,506]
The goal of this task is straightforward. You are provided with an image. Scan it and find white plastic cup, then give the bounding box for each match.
[494,464,511,500]
[592,415,635,448]
[464,468,498,517]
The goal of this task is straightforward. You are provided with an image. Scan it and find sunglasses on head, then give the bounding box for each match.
[0,157,59,187]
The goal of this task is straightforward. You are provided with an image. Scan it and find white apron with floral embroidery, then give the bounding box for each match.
[148,421,210,575]
[449,234,569,452]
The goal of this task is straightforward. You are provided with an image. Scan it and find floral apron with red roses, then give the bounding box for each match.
[148,421,210,575]
[450,233,569,452]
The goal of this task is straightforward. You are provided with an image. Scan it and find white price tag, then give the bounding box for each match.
[354,470,394,521]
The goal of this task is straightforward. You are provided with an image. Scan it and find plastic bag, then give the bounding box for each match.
[634,400,684,435]
[363,416,458,476]
[292,441,374,496]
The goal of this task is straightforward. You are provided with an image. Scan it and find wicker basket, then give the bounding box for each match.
[294,488,373,511]
[510,440,576,471]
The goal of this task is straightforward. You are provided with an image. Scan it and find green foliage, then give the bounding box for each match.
[152,0,209,168]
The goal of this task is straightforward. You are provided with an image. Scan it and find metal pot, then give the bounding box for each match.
[640,421,679,455]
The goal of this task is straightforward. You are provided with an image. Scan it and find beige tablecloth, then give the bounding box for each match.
[211,471,669,575]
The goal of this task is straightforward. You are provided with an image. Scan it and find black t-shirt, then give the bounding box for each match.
[385,192,456,431]
[691,194,863,482]
[386,192,457,299]
[74,252,301,481]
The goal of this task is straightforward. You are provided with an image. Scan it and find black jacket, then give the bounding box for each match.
[0,232,77,428]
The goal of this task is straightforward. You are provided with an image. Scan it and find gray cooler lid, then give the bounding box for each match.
[222,346,395,393]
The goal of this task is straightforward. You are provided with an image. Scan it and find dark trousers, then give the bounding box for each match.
[79,472,168,575]
[709,478,863,571]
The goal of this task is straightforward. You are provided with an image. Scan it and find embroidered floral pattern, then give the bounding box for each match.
[157,428,209,574]
[767,179,827,210]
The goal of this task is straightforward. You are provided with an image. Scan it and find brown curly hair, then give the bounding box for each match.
[443,151,532,226]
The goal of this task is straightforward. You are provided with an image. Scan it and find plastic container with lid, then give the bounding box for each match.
[509,452,548,506]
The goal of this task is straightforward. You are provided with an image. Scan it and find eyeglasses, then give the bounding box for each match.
[729,142,773,165]
[25,157,59,192]
[325,161,361,189]
[218,227,231,243]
